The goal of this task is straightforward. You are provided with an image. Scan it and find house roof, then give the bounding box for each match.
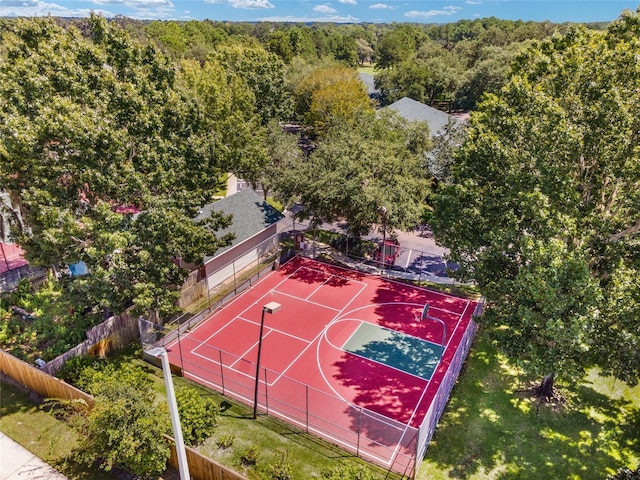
[194,189,284,259]
[384,97,463,137]
[359,72,378,97]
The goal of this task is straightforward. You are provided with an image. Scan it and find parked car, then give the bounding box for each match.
[375,238,400,267]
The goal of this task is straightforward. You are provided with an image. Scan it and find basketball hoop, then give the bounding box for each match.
[418,303,446,347]
[421,303,429,322]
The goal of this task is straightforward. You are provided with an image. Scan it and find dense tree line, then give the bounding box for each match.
[432,10,640,387]
[1,15,596,111]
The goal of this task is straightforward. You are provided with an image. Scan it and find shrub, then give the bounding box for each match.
[241,445,260,466]
[56,355,104,384]
[175,386,219,446]
[268,449,292,480]
[217,433,235,449]
[73,362,171,478]
[321,462,376,480]
[76,362,151,394]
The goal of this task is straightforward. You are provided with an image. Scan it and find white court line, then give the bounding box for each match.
[270,289,341,312]
[269,278,370,388]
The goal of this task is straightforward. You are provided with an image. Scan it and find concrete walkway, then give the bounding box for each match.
[0,432,68,480]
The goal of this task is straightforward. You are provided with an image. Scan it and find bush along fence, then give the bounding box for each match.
[41,309,141,375]
[0,347,249,480]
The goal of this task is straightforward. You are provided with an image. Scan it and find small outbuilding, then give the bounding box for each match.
[179,189,284,308]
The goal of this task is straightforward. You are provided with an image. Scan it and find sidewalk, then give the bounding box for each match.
[0,432,68,480]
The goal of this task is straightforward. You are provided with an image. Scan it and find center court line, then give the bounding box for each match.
[269,279,370,387]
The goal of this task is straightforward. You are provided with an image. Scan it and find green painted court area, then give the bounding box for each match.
[342,322,444,380]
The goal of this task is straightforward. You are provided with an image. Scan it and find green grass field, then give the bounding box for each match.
[418,331,640,479]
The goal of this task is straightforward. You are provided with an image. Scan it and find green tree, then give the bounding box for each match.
[77,363,171,477]
[275,110,431,237]
[432,14,640,388]
[208,41,293,125]
[0,16,231,317]
[259,120,304,200]
[294,65,373,137]
[375,25,423,70]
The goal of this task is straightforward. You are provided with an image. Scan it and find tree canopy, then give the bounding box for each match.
[432,11,640,384]
[275,110,432,236]
[0,16,232,317]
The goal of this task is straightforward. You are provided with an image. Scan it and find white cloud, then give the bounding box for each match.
[466,0,481,4]
[259,13,359,23]
[314,4,337,14]
[90,0,175,18]
[338,0,357,4]
[405,5,461,18]
[94,0,171,7]
[0,0,109,17]
[205,0,274,8]
[370,3,391,9]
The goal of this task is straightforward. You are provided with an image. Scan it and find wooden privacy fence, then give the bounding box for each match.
[1,348,247,480]
[165,435,246,480]
[0,349,95,407]
[42,309,140,375]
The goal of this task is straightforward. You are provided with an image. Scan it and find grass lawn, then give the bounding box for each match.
[0,378,78,464]
[358,66,375,74]
[418,330,640,479]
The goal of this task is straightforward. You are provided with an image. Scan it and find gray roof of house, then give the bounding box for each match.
[359,72,378,97]
[194,189,284,258]
[384,97,462,137]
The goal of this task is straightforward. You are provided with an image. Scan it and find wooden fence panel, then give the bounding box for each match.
[0,349,95,407]
[43,310,140,375]
[166,435,247,480]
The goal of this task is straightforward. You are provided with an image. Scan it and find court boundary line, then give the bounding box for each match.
[166,256,474,472]
[298,256,469,305]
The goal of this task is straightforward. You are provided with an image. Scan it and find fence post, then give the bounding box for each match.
[305,385,309,433]
[219,349,225,395]
[177,329,185,373]
[232,260,237,294]
[264,369,269,415]
[356,407,362,457]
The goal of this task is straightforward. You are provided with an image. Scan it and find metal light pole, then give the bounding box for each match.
[378,206,388,270]
[147,347,191,480]
[253,301,281,419]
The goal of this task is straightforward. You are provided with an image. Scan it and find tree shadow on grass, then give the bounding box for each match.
[420,336,640,479]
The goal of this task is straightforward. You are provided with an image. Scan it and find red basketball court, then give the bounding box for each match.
[161,256,478,474]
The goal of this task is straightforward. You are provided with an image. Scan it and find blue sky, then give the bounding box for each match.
[0,0,638,24]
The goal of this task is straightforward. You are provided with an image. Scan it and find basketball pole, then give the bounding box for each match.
[378,206,388,271]
[420,303,446,348]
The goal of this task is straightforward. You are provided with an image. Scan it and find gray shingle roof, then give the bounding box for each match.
[359,72,378,97]
[384,97,462,137]
[194,189,284,258]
